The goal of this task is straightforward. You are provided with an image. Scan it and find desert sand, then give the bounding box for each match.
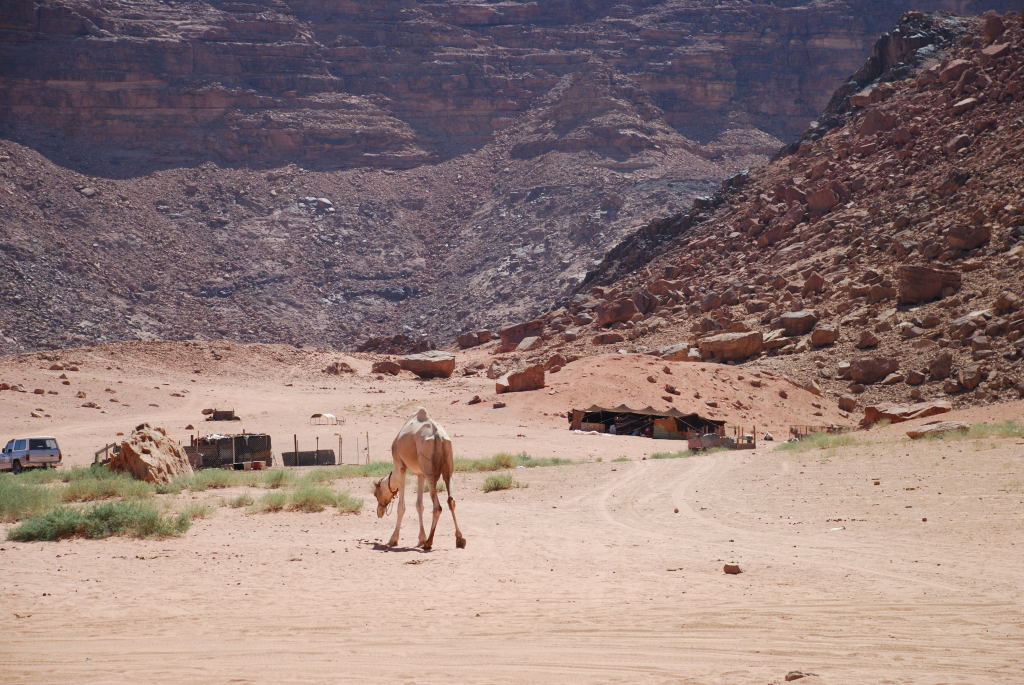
[2,342,1023,683]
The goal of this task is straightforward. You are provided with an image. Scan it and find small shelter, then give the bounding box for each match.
[185,433,272,469]
[569,405,726,440]
[309,412,342,426]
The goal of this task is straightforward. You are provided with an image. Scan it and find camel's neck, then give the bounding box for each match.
[385,470,399,498]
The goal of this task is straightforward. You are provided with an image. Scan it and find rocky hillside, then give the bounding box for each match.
[0,0,1017,352]
[486,11,1024,415]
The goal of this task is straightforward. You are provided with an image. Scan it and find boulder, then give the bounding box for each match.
[849,356,898,384]
[861,400,952,427]
[855,329,880,348]
[486,361,506,380]
[802,272,826,295]
[457,330,492,349]
[780,310,818,336]
[499,320,544,346]
[659,343,700,362]
[592,332,626,345]
[516,336,542,352]
[906,421,970,439]
[596,298,639,326]
[959,364,984,391]
[838,395,857,412]
[371,360,401,375]
[806,187,839,213]
[323,361,354,375]
[897,265,961,304]
[928,351,954,380]
[698,331,764,362]
[946,224,990,250]
[399,351,455,378]
[495,364,545,394]
[810,324,838,347]
[109,424,193,484]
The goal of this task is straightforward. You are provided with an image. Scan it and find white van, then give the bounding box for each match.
[0,436,63,473]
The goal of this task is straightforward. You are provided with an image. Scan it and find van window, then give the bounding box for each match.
[14,439,27,451]
[29,439,57,450]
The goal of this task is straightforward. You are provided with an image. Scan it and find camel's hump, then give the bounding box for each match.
[415,407,429,421]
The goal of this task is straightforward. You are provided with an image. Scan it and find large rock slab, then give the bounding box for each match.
[399,351,455,378]
[897,265,961,304]
[698,331,763,362]
[596,298,639,326]
[861,400,952,427]
[906,421,970,439]
[499,320,544,347]
[110,423,193,484]
[496,364,545,394]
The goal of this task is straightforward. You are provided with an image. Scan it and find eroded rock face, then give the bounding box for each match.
[110,423,193,484]
[861,400,952,427]
[897,265,962,304]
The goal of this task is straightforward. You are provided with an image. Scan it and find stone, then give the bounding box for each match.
[994,291,1021,314]
[838,395,857,412]
[928,351,954,381]
[959,364,984,391]
[810,324,838,347]
[906,370,926,385]
[860,400,952,427]
[593,332,626,345]
[906,421,970,439]
[495,364,545,394]
[780,310,818,336]
[806,187,839,213]
[399,351,455,379]
[486,361,506,380]
[698,331,764,362]
[723,563,742,575]
[849,356,898,384]
[467,395,482,405]
[499,320,544,347]
[951,97,979,115]
[596,298,639,326]
[855,329,879,349]
[109,423,193,484]
[897,265,961,304]
[801,272,826,295]
[516,335,542,352]
[545,354,568,371]
[984,14,1006,42]
[946,224,990,250]
[939,59,972,83]
[944,134,971,155]
[457,330,492,348]
[371,360,401,375]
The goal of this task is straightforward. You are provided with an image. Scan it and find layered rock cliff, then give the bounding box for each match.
[0,1,1019,352]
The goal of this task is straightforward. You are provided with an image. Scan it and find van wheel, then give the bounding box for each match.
[12,460,22,474]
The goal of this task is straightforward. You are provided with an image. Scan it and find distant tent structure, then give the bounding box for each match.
[569,405,726,440]
[310,412,342,426]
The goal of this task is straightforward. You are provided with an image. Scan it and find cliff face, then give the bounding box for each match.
[0,1,1020,353]
[2,0,1016,169]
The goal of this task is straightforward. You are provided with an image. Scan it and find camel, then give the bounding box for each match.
[372,408,466,550]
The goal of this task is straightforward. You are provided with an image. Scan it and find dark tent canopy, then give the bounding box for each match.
[569,405,725,439]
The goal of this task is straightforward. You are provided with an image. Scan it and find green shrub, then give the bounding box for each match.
[155,477,188,495]
[227,493,255,508]
[611,457,630,463]
[261,468,295,489]
[334,491,363,514]
[61,473,154,502]
[251,491,288,513]
[482,473,525,492]
[289,485,338,512]
[650,449,696,460]
[188,469,258,491]
[776,432,860,452]
[8,500,190,541]
[456,452,571,473]
[0,477,59,522]
[955,420,1024,440]
[6,467,64,485]
[180,502,215,520]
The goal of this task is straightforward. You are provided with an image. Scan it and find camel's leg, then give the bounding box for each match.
[415,474,427,546]
[387,468,407,547]
[422,476,443,551]
[444,474,467,549]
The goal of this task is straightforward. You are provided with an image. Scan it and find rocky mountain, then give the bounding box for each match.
[0,1,1019,352]
[493,11,1024,415]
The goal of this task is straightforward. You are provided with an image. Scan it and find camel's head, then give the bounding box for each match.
[372,474,395,518]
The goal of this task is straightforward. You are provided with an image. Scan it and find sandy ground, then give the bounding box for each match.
[2,342,1023,683]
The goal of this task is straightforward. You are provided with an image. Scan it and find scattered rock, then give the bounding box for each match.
[467,395,482,405]
[496,364,545,394]
[849,356,898,384]
[897,265,961,304]
[323,361,355,375]
[855,329,880,349]
[810,324,838,347]
[861,400,952,427]
[723,563,743,575]
[928,351,954,381]
[593,332,626,345]
[371,360,401,375]
[780,310,818,336]
[838,395,857,412]
[698,331,764,362]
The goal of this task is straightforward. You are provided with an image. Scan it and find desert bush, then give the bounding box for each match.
[334,491,363,514]
[61,472,155,502]
[650,449,696,460]
[227,493,255,508]
[8,500,190,541]
[611,457,630,463]
[251,491,288,513]
[482,473,525,492]
[457,452,571,473]
[289,485,338,512]
[954,420,1024,440]
[7,467,64,485]
[180,502,215,520]
[0,476,59,522]
[188,469,259,491]
[776,433,860,452]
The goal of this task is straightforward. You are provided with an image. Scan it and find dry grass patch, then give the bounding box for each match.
[482,473,526,492]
